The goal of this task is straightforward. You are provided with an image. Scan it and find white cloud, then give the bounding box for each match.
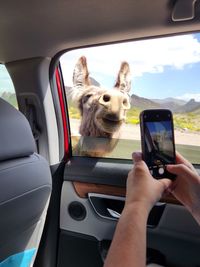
[176,93,200,102]
[60,34,200,86]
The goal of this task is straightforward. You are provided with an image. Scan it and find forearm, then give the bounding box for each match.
[103,203,149,267]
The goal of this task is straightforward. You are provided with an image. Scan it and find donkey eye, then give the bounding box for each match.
[82,94,92,104]
[86,94,92,99]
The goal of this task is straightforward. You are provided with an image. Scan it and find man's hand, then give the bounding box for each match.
[167,152,200,223]
[104,152,172,267]
[126,152,172,213]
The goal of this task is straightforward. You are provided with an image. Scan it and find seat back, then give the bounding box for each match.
[0,98,52,266]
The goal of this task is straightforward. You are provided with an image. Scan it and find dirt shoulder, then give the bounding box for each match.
[70,119,200,147]
[120,124,200,146]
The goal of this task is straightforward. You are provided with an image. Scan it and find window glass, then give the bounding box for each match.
[60,33,200,164]
[0,64,18,109]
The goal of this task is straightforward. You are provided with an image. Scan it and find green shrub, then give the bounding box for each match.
[126,108,140,124]
[68,106,81,119]
[174,112,200,132]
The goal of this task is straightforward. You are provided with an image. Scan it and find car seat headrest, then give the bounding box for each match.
[0,98,36,161]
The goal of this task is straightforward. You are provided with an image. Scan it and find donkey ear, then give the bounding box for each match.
[68,56,91,103]
[114,62,131,93]
[73,56,91,88]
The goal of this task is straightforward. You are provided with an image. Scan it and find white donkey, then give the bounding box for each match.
[68,56,131,156]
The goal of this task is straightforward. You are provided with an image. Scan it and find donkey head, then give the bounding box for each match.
[71,56,131,138]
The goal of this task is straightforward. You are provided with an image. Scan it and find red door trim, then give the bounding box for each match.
[55,67,69,156]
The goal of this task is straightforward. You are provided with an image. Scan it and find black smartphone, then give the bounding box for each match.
[140,109,176,179]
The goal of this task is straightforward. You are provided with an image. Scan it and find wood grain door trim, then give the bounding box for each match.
[73,181,126,198]
[73,181,181,205]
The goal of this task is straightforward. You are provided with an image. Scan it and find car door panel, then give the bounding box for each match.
[73,181,181,205]
[64,157,131,187]
[64,157,181,205]
[58,158,200,267]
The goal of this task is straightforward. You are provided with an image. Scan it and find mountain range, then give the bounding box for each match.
[131,94,200,113]
[65,76,200,113]
[89,77,200,113]
[1,83,200,114]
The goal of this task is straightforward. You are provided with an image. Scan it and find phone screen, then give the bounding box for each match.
[140,109,176,179]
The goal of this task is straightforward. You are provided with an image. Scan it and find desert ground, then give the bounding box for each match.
[70,119,200,147]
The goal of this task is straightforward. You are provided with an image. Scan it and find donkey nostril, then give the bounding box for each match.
[123,99,127,105]
[103,94,111,102]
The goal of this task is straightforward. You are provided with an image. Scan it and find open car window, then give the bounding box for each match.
[0,64,18,109]
[60,33,200,164]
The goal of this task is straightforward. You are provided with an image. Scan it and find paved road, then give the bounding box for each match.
[70,119,200,147]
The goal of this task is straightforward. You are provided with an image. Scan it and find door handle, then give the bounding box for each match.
[88,193,166,226]
[107,208,121,219]
[88,193,125,221]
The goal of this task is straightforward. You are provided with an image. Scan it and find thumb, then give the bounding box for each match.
[132,152,142,163]
[132,152,150,173]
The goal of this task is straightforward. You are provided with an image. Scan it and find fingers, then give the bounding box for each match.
[167,163,194,177]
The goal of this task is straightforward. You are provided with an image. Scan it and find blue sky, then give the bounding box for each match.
[60,32,200,102]
[133,63,200,99]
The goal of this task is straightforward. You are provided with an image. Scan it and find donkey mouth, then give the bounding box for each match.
[98,117,124,133]
[102,117,122,126]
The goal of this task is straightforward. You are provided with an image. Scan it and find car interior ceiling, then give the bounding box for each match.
[0,1,200,267]
[0,0,200,63]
